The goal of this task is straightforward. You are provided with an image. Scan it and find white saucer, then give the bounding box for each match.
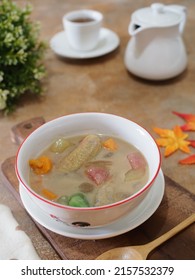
[19,170,165,240]
[50,27,120,59]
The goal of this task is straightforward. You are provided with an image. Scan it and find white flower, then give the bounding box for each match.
[0,72,3,82]
[4,32,14,44]
[33,68,45,80]
[0,89,9,110]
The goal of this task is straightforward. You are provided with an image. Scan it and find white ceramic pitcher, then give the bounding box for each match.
[124,3,187,80]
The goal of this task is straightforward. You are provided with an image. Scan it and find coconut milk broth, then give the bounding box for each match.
[29,134,149,207]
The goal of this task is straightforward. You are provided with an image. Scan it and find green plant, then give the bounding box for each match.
[0,0,46,113]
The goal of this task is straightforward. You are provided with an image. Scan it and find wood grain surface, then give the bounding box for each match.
[10,117,45,145]
[1,156,194,260]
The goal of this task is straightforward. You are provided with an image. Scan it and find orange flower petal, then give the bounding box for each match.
[173,125,188,139]
[156,138,171,147]
[173,111,195,131]
[164,143,178,157]
[189,140,195,148]
[153,125,190,157]
[153,127,174,138]
[181,122,195,131]
[179,154,195,165]
[179,143,191,154]
[173,111,195,122]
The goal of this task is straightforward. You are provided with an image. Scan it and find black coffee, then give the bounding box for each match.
[71,17,95,23]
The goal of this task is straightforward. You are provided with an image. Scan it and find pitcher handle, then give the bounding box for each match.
[165,5,187,33]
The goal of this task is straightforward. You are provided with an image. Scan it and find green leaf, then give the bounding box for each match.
[0,0,47,113]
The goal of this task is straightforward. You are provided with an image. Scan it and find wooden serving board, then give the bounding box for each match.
[1,118,195,260]
[1,159,195,260]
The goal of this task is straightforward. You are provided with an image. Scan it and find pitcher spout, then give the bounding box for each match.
[129,22,151,36]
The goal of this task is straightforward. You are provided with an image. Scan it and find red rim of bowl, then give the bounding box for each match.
[15,113,161,211]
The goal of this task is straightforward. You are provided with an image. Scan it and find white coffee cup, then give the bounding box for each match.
[63,9,103,51]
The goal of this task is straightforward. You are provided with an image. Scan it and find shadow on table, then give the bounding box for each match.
[54,46,120,66]
[125,67,188,86]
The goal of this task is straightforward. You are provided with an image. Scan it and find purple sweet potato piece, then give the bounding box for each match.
[85,166,110,186]
[127,151,146,170]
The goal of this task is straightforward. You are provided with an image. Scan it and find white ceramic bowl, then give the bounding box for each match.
[16,113,161,228]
